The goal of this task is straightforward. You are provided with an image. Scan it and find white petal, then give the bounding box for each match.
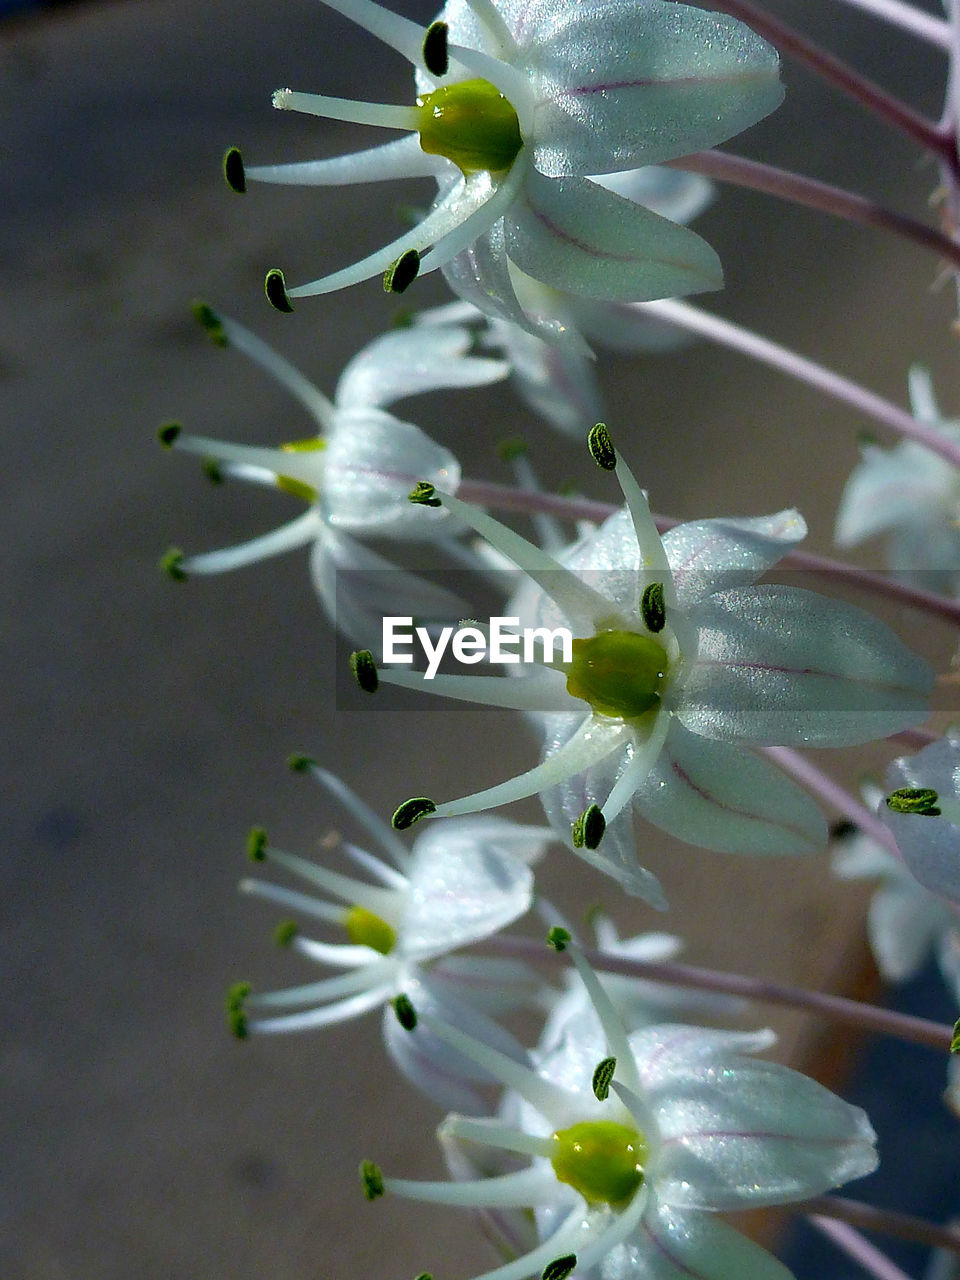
[590,167,715,226]
[495,317,604,436]
[335,325,507,410]
[633,723,827,855]
[568,298,692,355]
[506,172,722,303]
[834,442,952,547]
[523,0,782,176]
[883,737,960,904]
[663,510,807,611]
[679,585,933,746]
[867,882,943,981]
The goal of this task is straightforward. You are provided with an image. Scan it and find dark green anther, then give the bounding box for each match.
[226,981,251,1039]
[588,423,616,471]
[641,582,666,634]
[392,797,437,830]
[202,457,224,485]
[350,650,379,694]
[886,787,941,816]
[422,21,449,76]
[265,268,294,313]
[546,926,571,953]
[360,1160,385,1201]
[157,421,181,447]
[287,753,316,773]
[383,249,421,294]
[247,826,268,861]
[592,1057,617,1101]
[159,547,187,582]
[572,804,605,850]
[951,1017,960,1054]
[497,437,528,462]
[409,480,442,507]
[223,146,246,193]
[191,300,229,347]
[393,993,418,1030]
[542,1255,578,1280]
[274,920,298,947]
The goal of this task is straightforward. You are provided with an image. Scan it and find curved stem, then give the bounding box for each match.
[799,1197,960,1254]
[808,1216,917,1280]
[707,0,953,166]
[667,151,960,270]
[486,936,955,1051]
[636,299,960,469]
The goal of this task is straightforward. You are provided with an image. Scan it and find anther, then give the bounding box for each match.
[592,1057,616,1101]
[422,21,449,76]
[572,805,605,850]
[886,787,941,816]
[350,650,379,694]
[588,423,617,471]
[226,981,251,1038]
[360,1160,385,1201]
[830,819,858,840]
[392,993,418,1030]
[159,547,187,581]
[157,421,182,447]
[392,797,437,830]
[202,458,224,485]
[497,437,528,461]
[191,300,229,347]
[274,920,299,947]
[265,268,294,313]
[547,926,571,952]
[952,1017,960,1054]
[542,1256,578,1280]
[223,146,246,194]
[383,249,421,294]
[641,583,666,634]
[287,753,316,773]
[409,480,442,507]
[247,826,268,861]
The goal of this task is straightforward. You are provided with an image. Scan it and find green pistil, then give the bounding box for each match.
[565,630,666,720]
[417,78,522,176]
[344,905,397,955]
[550,1121,646,1207]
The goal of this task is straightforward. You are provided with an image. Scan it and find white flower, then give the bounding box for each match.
[377,427,932,903]
[881,734,960,908]
[161,308,504,643]
[835,366,960,594]
[832,784,960,989]
[368,945,877,1280]
[239,0,782,330]
[233,761,552,1111]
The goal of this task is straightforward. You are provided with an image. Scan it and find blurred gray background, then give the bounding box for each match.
[3,0,958,1275]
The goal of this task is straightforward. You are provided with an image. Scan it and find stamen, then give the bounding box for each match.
[247,826,268,861]
[572,805,605,850]
[588,422,617,471]
[383,249,421,294]
[392,797,438,829]
[392,993,418,1029]
[361,1159,385,1200]
[157,421,181,448]
[351,649,379,693]
[273,88,421,132]
[226,982,251,1038]
[886,786,941,815]
[223,146,246,193]
[640,583,666,634]
[592,1058,617,1102]
[265,269,294,313]
[547,926,571,952]
[191,301,229,347]
[422,21,449,76]
[542,1257,578,1280]
[274,920,298,947]
[159,547,186,582]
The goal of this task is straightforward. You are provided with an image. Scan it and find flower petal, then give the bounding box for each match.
[679,585,933,746]
[590,167,715,225]
[522,0,783,176]
[883,737,960,904]
[835,442,952,547]
[633,723,827,855]
[334,325,508,410]
[663,511,806,611]
[506,172,722,303]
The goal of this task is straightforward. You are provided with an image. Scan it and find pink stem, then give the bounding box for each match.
[667,151,960,269]
[808,1216,918,1280]
[801,1197,960,1254]
[487,936,955,1051]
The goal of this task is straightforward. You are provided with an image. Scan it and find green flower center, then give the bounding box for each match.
[344,905,397,955]
[565,630,667,720]
[416,78,523,175]
[550,1121,647,1207]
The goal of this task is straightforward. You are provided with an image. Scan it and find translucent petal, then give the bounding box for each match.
[883,737,960,904]
[867,882,944,982]
[678,585,933,746]
[834,442,952,547]
[522,0,783,176]
[568,298,691,356]
[429,953,546,1014]
[492,313,604,436]
[602,1198,794,1280]
[632,723,827,855]
[506,172,723,303]
[334,324,508,410]
[662,510,806,611]
[591,167,715,225]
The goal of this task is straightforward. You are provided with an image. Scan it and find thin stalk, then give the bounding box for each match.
[487,936,955,1051]
[667,151,960,270]
[828,0,951,50]
[636,298,960,469]
[762,746,903,856]
[808,1216,917,1280]
[800,1197,960,1254]
[707,0,953,166]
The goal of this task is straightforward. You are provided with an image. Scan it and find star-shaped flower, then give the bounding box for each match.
[232,761,552,1111]
[366,944,877,1280]
[375,427,932,903]
[237,0,782,330]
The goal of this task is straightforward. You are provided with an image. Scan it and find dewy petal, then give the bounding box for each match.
[523,0,783,177]
[602,1197,794,1280]
[632,722,827,855]
[321,406,460,535]
[883,737,960,904]
[679,585,933,746]
[663,510,807,611]
[248,133,450,186]
[506,172,722,303]
[590,167,715,226]
[400,816,537,959]
[334,324,508,411]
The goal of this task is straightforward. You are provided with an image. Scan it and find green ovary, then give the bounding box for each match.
[344,905,397,955]
[551,1121,647,1207]
[417,79,522,175]
[565,630,667,720]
